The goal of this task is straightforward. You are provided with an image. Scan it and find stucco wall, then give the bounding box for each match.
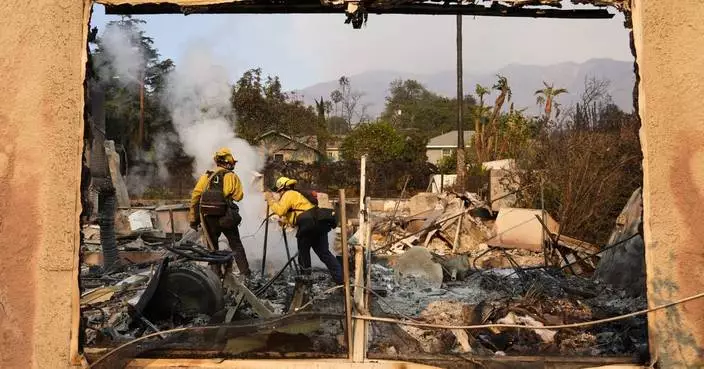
[0,1,89,368]
[632,0,704,367]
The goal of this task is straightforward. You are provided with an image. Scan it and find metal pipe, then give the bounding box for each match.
[282,228,298,274]
[339,190,353,359]
[261,205,270,276]
[255,252,299,297]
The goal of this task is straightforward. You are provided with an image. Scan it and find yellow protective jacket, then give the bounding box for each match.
[266,190,314,226]
[189,167,244,223]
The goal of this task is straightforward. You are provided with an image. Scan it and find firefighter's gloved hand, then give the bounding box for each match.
[263,192,274,202]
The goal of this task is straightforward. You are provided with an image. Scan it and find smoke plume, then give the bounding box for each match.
[97,23,144,85]
[96,23,160,197]
[163,44,321,273]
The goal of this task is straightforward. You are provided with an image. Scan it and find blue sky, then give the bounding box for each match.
[90,3,633,91]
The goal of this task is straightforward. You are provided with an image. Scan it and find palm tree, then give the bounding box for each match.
[486,75,511,160]
[535,82,568,120]
[473,84,490,163]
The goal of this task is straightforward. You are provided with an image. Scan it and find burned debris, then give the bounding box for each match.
[80,182,648,368]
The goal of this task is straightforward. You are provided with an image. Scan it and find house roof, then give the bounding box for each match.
[254,130,322,154]
[427,130,475,148]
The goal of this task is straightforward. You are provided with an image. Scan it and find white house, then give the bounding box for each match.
[426,130,474,164]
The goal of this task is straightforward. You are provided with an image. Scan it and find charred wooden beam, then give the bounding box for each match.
[104,2,613,19]
[368,353,641,368]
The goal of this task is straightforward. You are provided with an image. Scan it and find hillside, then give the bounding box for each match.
[296,58,635,118]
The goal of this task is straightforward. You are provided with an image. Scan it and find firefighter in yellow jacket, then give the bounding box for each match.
[189,148,251,277]
[265,177,343,284]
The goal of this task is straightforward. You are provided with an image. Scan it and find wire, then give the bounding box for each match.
[240,213,278,240]
[353,290,704,331]
[496,231,641,281]
[351,284,420,322]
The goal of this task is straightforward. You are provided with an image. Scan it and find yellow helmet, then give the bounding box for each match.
[213,147,236,164]
[275,176,297,191]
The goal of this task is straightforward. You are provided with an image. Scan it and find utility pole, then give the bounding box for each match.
[456,14,466,191]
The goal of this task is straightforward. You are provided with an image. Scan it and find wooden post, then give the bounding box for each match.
[353,245,366,362]
[359,154,367,246]
[452,212,464,254]
[339,190,353,360]
[168,208,176,243]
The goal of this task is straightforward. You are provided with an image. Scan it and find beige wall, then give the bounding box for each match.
[0,0,703,368]
[426,148,452,165]
[633,0,704,367]
[0,0,89,368]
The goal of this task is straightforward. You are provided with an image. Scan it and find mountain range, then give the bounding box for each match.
[296,58,635,118]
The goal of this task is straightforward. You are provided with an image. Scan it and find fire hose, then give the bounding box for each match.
[164,241,233,264]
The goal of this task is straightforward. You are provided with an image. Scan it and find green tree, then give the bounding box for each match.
[314,96,330,154]
[327,116,350,135]
[340,122,405,162]
[90,16,177,168]
[381,79,476,139]
[398,130,429,163]
[231,68,319,142]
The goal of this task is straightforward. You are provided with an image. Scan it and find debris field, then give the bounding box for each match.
[80,190,648,366]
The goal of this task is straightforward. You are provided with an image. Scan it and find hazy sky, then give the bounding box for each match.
[90,3,633,90]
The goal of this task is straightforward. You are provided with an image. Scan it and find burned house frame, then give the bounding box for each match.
[0,0,703,368]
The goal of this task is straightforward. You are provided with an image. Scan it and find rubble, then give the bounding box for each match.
[369,264,647,357]
[80,188,648,363]
[595,187,645,297]
[393,247,444,289]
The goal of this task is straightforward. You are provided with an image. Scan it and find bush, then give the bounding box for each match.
[505,79,642,244]
[263,159,438,198]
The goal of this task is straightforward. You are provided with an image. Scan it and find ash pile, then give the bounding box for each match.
[364,189,648,359]
[80,213,348,362]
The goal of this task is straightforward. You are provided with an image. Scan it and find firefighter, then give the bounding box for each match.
[189,148,251,277]
[264,177,343,285]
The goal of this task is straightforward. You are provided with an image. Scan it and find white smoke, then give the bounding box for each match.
[98,23,144,85]
[96,22,160,197]
[163,44,324,274]
[125,132,182,196]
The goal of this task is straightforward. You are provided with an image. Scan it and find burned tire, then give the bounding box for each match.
[145,262,224,322]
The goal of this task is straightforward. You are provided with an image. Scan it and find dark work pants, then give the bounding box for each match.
[297,230,343,285]
[204,213,251,276]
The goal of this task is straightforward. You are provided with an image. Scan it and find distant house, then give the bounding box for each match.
[325,136,344,162]
[426,130,475,164]
[254,130,324,164]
